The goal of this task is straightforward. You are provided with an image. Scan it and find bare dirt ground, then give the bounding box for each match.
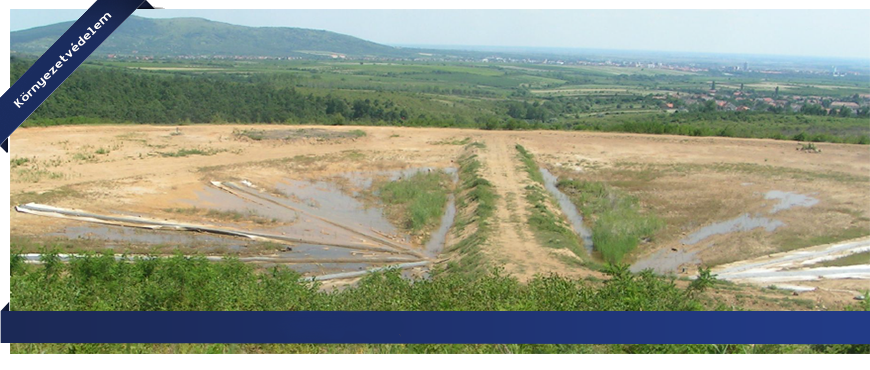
[9,125,869,307]
[476,135,597,281]
[520,131,869,306]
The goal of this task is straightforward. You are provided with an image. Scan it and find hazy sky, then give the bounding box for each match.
[11,9,870,60]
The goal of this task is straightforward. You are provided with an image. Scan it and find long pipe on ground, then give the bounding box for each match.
[19,253,423,265]
[15,203,416,257]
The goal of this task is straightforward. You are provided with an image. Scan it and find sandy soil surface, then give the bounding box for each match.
[9,124,869,305]
[476,134,596,280]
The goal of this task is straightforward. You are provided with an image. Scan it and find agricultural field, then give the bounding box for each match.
[14,57,870,144]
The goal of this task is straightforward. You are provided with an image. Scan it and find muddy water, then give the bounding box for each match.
[679,190,817,246]
[539,168,594,254]
[764,190,819,214]
[634,190,820,274]
[425,194,456,257]
[633,213,784,273]
[45,167,459,278]
[273,178,401,234]
[191,184,393,249]
[183,187,299,223]
[276,244,366,260]
[681,214,785,245]
[51,225,252,251]
[276,262,370,275]
[336,167,458,193]
[630,247,701,274]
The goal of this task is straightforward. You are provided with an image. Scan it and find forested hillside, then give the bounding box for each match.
[12,16,414,59]
[11,57,414,126]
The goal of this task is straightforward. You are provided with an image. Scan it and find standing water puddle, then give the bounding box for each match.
[764,191,819,214]
[634,190,819,274]
[425,194,456,257]
[630,248,701,274]
[680,190,818,245]
[539,168,594,254]
[680,214,785,245]
[51,225,252,251]
[40,167,459,278]
[189,167,458,275]
[334,167,458,194]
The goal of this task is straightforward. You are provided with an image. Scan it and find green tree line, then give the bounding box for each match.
[12,57,411,126]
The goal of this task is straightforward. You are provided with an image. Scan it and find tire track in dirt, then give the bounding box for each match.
[478,134,590,280]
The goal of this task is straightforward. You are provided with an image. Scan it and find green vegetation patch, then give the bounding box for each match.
[557,179,664,264]
[775,226,870,252]
[444,145,497,276]
[515,145,585,259]
[10,252,708,312]
[12,186,82,205]
[233,128,366,141]
[807,251,870,268]
[10,157,30,168]
[524,184,586,257]
[515,144,544,183]
[158,148,222,157]
[432,137,472,145]
[14,168,64,183]
[378,171,451,235]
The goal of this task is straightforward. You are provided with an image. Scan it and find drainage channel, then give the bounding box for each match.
[539,167,594,254]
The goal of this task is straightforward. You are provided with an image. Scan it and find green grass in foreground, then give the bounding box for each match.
[9,253,868,353]
[557,180,663,264]
[11,253,710,312]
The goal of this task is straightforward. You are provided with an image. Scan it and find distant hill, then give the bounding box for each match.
[11,16,417,59]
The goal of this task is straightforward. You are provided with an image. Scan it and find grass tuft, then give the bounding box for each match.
[557,179,663,264]
[379,171,450,234]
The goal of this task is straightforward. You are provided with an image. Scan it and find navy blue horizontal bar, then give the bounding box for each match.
[2,304,867,344]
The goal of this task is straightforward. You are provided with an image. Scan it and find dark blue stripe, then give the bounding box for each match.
[1,0,145,142]
[2,304,867,343]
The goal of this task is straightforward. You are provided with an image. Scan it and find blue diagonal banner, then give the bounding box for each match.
[0,0,151,152]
